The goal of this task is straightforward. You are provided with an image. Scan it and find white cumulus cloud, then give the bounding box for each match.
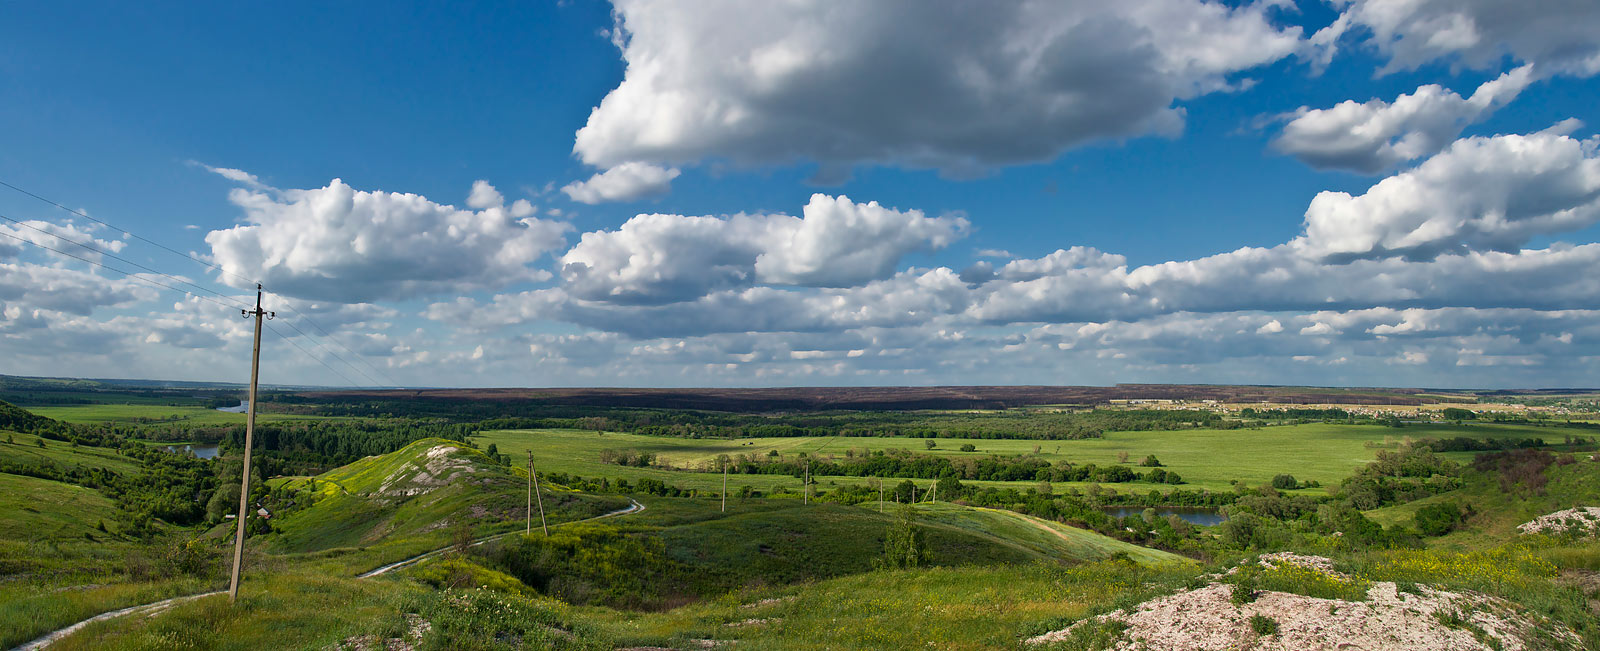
[574,0,1304,178]
[1272,65,1533,173]
[561,162,681,204]
[559,194,967,304]
[205,174,568,303]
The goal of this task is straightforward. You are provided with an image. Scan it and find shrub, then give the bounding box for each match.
[960,443,976,452]
[1271,474,1298,490]
[1140,455,1162,467]
[1413,502,1463,536]
[1249,615,1279,636]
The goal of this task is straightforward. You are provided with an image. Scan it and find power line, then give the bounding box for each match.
[264,292,402,387]
[0,177,258,286]
[271,316,387,387]
[0,213,252,310]
[0,230,244,312]
[265,323,363,387]
[2,212,386,386]
[0,178,402,387]
[0,230,362,387]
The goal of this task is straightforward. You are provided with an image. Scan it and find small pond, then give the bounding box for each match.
[162,444,220,459]
[1102,506,1225,527]
[216,400,249,414]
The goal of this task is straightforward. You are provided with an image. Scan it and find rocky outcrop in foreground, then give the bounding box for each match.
[1027,555,1580,651]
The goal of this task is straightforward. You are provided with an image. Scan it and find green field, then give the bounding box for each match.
[25,404,324,426]
[0,432,142,475]
[479,422,1580,495]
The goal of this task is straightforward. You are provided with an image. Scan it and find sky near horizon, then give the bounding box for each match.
[2,0,1599,389]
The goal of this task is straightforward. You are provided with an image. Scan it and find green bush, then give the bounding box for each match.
[1413,502,1463,536]
[1249,614,1279,636]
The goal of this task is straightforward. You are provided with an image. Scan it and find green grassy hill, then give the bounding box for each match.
[265,438,629,558]
[0,472,121,544]
[1367,455,1600,549]
[654,501,1185,590]
[0,431,142,476]
[909,502,1187,565]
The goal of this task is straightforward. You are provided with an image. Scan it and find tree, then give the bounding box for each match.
[936,476,965,500]
[924,439,937,450]
[893,480,915,503]
[486,443,499,459]
[877,506,931,569]
[206,483,241,524]
[959,443,976,452]
[1271,474,1298,490]
[1140,455,1162,467]
[1117,451,1130,464]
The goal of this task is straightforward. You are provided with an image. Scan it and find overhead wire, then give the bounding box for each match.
[0,179,403,387]
[0,213,252,310]
[0,228,366,388]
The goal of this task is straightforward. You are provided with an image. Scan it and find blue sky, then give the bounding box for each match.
[2,0,1599,388]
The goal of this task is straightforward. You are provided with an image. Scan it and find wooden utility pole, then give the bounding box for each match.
[531,453,548,536]
[526,451,533,536]
[229,285,271,604]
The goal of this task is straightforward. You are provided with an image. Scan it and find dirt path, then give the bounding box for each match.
[13,499,645,651]
[358,498,643,578]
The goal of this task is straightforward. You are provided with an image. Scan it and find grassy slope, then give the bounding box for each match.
[479,422,1580,495]
[647,502,1040,590]
[908,502,1187,565]
[0,474,211,649]
[0,432,141,475]
[0,472,121,544]
[1368,457,1600,550]
[264,438,629,562]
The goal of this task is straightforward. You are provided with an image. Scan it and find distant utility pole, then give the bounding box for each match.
[229,285,272,604]
[803,459,810,505]
[530,451,548,536]
[526,451,533,535]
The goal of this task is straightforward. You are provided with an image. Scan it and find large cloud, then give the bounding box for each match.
[559,194,968,304]
[205,175,568,303]
[1318,0,1600,76]
[573,0,1303,178]
[1272,66,1532,173]
[1294,128,1600,260]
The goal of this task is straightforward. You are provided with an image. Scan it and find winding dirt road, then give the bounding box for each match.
[13,499,645,651]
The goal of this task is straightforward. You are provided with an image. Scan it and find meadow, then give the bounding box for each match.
[476,421,1580,496]
[7,390,1600,650]
[26,404,326,426]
